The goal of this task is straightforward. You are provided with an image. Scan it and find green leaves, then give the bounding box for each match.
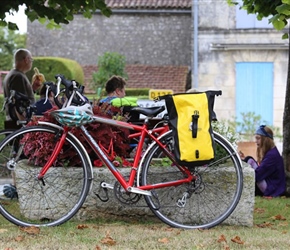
[276,3,290,15]
[0,27,26,70]
[282,33,289,39]
[38,17,47,24]
[26,10,39,22]
[0,20,8,28]
[226,0,239,6]
[282,0,290,5]
[91,52,128,91]
[7,22,18,30]
[270,14,287,30]
[1,0,111,31]
[229,0,290,41]
[46,20,62,29]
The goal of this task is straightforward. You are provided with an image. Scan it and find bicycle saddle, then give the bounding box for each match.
[129,106,165,117]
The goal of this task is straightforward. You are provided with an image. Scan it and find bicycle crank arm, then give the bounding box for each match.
[127,187,151,196]
[101,182,151,196]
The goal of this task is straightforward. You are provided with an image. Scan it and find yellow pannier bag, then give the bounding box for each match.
[163,90,222,167]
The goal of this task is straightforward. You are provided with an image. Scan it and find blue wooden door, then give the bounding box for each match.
[236,62,273,125]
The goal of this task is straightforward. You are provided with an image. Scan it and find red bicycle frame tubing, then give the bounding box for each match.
[82,119,193,191]
[128,125,169,141]
[140,174,194,190]
[36,117,193,191]
[37,127,70,179]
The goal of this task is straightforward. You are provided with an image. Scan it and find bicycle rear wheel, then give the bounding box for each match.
[141,130,243,229]
[0,125,92,227]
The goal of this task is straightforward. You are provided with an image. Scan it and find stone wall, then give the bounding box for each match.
[197,30,288,129]
[27,13,191,66]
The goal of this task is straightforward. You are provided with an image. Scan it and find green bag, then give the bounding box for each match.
[163,90,222,167]
[111,97,138,107]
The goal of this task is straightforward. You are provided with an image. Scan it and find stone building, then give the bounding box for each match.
[26,0,288,130]
[196,2,288,132]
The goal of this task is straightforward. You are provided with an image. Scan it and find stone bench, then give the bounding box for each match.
[77,162,255,227]
[15,162,255,226]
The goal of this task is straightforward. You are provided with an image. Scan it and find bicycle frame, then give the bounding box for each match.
[37,114,194,196]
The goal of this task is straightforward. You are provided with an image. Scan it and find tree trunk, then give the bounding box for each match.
[282,26,290,195]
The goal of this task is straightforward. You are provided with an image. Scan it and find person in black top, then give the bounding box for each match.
[3,49,39,121]
[34,85,55,115]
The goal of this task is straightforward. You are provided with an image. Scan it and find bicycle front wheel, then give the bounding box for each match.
[0,129,15,142]
[0,129,16,180]
[0,125,92,227]
[141,131,243,229]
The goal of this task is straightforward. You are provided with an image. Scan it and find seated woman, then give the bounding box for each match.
[100,75,127,103]
[100,75,138,120]
[240,125,286,197]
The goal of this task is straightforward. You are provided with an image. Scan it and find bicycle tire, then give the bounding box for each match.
[141,130,243,229]
[0,125,92,227]
[0,129,16,142]
[0,129,16,180]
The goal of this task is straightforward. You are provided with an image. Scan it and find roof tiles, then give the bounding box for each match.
[82,65,189,94]
[105,0,191,9]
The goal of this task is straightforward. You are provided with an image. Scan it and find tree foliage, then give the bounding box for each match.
[227,0,290,33]
[0,27,26,70]
[91,52,128,90]
[228,0,290,178]
[0,0,111,31]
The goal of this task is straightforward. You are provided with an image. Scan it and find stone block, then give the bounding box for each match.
[223,163,255,226]
[77,163,255,227]
[15,162,255,227]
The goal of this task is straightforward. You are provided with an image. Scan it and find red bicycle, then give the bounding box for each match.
[0,77,243,229]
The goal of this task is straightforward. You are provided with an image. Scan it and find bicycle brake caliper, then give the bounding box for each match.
[177,192,189,208]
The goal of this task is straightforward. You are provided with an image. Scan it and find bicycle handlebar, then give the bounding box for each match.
[51,74,88,108]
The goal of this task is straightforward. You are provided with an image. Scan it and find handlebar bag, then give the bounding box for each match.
[163,90,221,167]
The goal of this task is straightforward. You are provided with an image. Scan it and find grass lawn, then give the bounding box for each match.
[0,196,289,249]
